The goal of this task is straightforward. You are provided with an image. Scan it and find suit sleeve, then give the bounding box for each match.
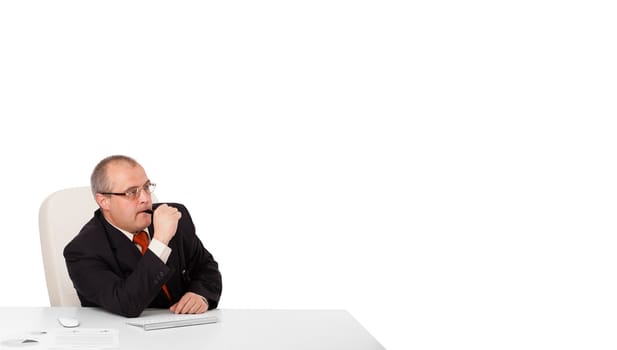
[64,225,174,317]
[175,204,223,309]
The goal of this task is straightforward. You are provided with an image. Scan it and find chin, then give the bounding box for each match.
[137,215,152,227]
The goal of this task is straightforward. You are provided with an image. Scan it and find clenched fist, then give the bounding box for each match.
[152,204,182,245]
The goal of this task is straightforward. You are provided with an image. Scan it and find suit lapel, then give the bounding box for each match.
[100,216,142,274]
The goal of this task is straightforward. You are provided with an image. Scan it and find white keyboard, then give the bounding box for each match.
[126,312,218,331]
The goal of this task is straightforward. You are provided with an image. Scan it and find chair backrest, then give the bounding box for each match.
[39,187,96,306]
[38,186,157,306]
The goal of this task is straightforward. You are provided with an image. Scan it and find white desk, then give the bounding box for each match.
[0,307,384,350]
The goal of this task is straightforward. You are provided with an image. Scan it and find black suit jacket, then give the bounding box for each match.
[64,203,222,317]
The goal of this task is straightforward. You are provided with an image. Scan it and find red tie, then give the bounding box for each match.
[133,231,172,301]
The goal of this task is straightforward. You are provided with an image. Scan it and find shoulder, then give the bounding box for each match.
[64,214,107,255]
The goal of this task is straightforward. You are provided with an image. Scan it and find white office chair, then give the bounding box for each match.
[38,186,158,306]
[39,187,97,306]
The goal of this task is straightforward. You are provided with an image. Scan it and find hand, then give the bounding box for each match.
[170,292,209,314]
[152,204,182,245]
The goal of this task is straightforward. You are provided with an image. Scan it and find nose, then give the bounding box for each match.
[137,186,151,203]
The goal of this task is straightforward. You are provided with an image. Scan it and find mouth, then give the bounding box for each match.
[141,209,153,215]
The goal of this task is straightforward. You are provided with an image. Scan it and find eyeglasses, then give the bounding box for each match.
[99,182,156,200]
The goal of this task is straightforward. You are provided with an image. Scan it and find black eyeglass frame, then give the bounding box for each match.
[99,181,156,198]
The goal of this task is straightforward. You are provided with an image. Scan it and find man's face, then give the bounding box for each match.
[97,162,153,233]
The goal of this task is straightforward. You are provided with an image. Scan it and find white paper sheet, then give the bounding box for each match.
[50,329,118,350]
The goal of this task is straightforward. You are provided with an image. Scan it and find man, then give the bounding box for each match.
[64,155,222,317]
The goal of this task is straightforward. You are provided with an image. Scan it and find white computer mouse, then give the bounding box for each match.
[57,317,80,328]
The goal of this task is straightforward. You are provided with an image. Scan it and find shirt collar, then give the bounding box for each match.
[104,218,150,242]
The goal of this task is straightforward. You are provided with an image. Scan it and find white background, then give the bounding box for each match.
[1,1,616,349]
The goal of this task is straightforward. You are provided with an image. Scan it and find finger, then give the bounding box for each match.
[189,299,202,314]
[197,301,207,314]
[172,298,186,314]
[176,301,186,314]
[172,207,181,218]
[185,301,197,314]
[178,297,194,314]
[189,296,205,314]
[184,298,198,314]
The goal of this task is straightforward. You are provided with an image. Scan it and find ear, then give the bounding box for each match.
[95,193,110,210]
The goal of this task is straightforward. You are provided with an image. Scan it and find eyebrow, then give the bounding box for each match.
[121,180,150,193]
